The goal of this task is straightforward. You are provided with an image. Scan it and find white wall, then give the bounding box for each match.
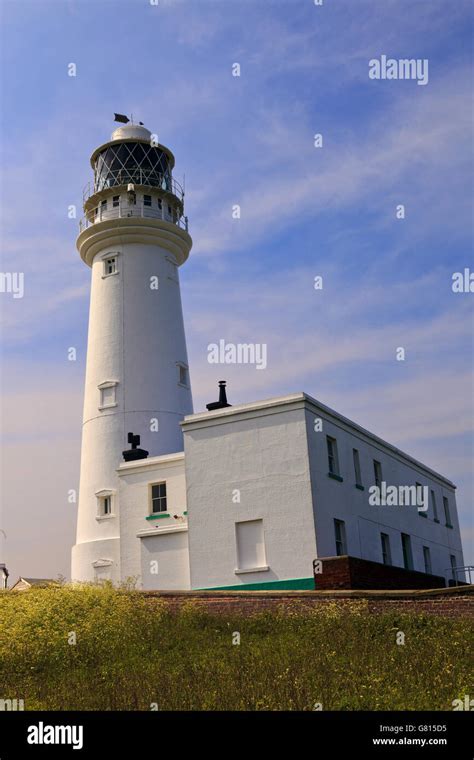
[182,393,465,590]
[183,398,318,589]
[71,537,120,583]
[140,529,190,590]
[73,228,193,581]
[117,453,188,588]
[303,401,464,583]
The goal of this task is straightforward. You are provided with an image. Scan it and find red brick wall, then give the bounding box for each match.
[314,555,446,591]
[141,586,473,618]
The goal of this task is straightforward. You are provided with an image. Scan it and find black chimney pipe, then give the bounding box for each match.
[206,381,231,411]
[122,432,149,462]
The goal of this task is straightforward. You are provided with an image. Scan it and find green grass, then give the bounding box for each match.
[0,583,472,711]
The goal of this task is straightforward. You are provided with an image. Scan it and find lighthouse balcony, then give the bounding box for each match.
[79,199,189,233]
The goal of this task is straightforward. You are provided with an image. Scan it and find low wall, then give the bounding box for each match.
[141,585,473,618]
[314,555,446,590]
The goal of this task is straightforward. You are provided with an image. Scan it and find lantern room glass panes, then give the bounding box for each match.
[94,142,173,194]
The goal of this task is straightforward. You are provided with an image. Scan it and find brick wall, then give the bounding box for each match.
[314,555,446,590]
[141,585,473,618]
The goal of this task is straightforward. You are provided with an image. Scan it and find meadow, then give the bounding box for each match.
[0,583,472,711]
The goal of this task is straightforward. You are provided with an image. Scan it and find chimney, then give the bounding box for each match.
[122,432,149,462]
[206,380,232,411]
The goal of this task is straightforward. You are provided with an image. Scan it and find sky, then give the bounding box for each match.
[0,0,472,581]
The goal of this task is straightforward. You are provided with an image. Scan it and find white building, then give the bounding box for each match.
[72,121,465,590]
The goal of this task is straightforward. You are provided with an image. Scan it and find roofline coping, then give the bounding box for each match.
[181,392,456,489]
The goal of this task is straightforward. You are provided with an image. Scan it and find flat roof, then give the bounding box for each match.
[181,392,456,489]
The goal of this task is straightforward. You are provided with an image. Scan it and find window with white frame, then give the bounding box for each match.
[98,381,118,410]
[103,256,117,276]
[150,482,167,514]
[334,519,347,556]
[326,436,340,476]
[143,194,152,207]
[95,490,115,518]
[177,363,189,387]
[235,519,266,571]
[112,195,120,208]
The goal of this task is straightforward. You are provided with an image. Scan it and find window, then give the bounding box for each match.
[167,204,172,215]
[150,482,167,514]
[401,533,413,571]
[98,381,117,409]
[144,194,152,207]
[353,448,362,487]
[112,195,120,208]
[381,533,392,566]
[423,546,432,574]
[443,496,452,527]
[235,519,267,571]
[100,199,107,211]
[326,436,340,476]
[158,198,163,210]
[417,483,427,516]
[334,519,347,556]
[177,363,189,387]
[373,460,383,488]
[103,257,117,276]
[450,555,457,581]
[431,489,439,522]
[95,490,115,519]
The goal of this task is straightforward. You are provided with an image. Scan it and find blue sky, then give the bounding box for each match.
[0,0,472,579]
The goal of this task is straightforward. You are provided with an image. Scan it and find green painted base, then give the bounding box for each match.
[146,513,170,521]
[197,577,315,591]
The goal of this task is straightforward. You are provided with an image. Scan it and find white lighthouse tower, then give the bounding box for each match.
[71,118,193,582]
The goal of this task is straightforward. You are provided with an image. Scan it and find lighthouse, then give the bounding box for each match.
[71,118,193,582]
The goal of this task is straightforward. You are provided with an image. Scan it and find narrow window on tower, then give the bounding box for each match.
[177,363,189,388]
[100,199,107,212]
[112,195,120,208]
[103,256,118,277]
[95,489,115,519]
[150,483,167,514]
[157,198,163,210]
[143,194,152,207]
[98,381,118,410]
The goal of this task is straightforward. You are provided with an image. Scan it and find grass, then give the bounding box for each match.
[0,583,472,711]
